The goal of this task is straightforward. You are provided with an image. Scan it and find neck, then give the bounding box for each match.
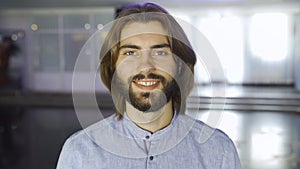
[125,100,174,133]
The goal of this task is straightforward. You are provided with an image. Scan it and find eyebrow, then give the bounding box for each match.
[119,43,170,50]
[119,44,140,50]
[150,43,170,49]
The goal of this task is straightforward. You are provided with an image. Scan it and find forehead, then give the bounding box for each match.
[120,21,168,42]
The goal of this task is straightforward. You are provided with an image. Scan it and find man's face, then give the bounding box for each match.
[114,21,177,112]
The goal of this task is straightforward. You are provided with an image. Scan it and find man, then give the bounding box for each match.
[57,3,242,169]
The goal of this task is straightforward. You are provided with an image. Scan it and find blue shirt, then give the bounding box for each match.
[57,113,242,169]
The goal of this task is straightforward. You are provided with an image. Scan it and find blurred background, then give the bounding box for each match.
[0,0,300,168]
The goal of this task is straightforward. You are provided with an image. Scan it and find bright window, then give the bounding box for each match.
[249,13,289,61]
[197,15,244,83]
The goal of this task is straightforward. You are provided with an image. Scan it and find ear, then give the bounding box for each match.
[176,58,183,76]
[179,60,182,72]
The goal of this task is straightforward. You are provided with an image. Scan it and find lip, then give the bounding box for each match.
[133,79,160,91]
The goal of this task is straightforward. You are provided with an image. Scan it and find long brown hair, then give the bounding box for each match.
[100,3,196,119]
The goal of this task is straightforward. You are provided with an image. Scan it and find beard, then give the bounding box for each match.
[113,72,177,113]
[128,73,176,112]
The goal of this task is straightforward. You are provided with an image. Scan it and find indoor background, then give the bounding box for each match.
[0,0,300,169]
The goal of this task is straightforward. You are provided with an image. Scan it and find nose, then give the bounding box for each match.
[137,49,155,72]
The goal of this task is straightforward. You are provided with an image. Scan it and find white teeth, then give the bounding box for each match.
[137,81,157,86]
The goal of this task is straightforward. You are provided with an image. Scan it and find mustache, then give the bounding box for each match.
[130,73,165,82]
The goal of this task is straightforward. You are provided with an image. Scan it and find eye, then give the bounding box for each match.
[153,50,169,56]
[124,51,137,56]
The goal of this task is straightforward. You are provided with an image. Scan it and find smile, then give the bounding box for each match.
[137,81,158,86]
[133,79,160,90]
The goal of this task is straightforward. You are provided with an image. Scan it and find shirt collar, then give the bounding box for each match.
[121,111,178,140]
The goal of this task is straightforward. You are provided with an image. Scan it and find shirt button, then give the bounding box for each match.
[149,156,154,160]
[145,135,150,139]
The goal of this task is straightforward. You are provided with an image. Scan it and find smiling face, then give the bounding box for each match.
[115,21,177,112]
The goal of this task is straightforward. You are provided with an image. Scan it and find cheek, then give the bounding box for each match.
[115,59,135,80]
[153,59,177,77]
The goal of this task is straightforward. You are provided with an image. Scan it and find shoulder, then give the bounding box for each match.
[179,115,236,151]
[62,114,117,151]
[180,115,242,168]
